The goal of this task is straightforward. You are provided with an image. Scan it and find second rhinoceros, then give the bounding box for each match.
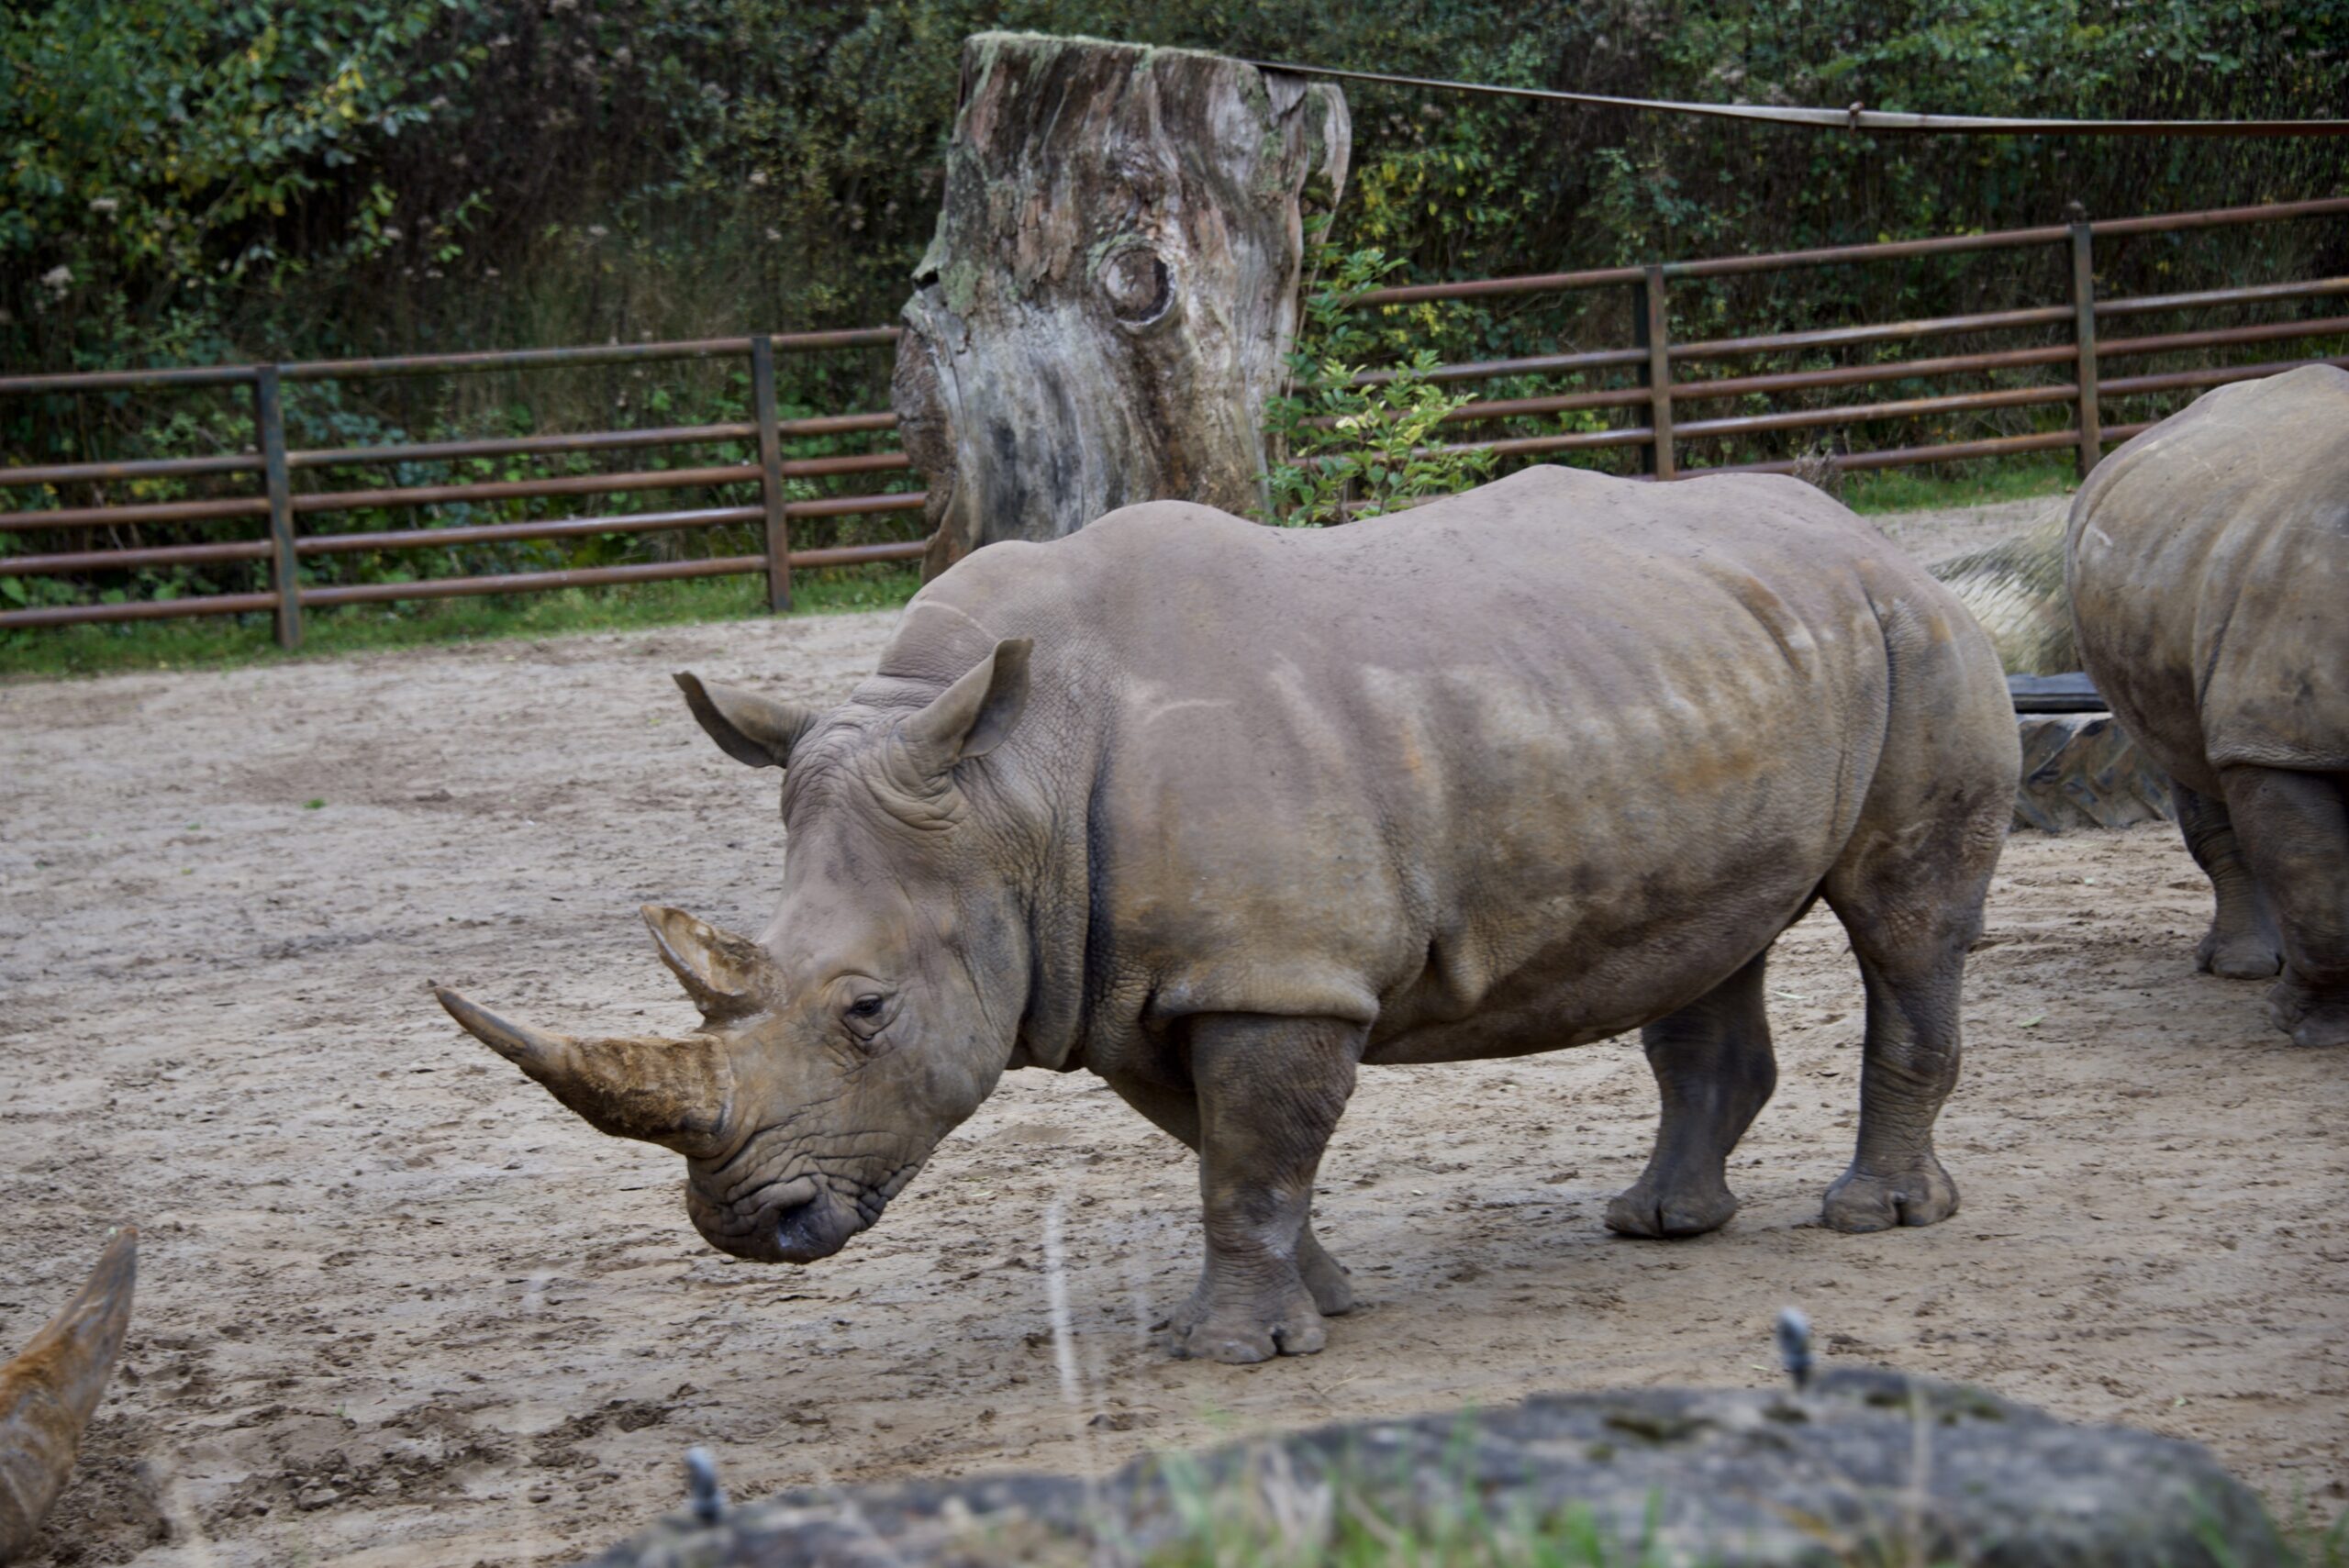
[2068,364,2349,1047]
[437,466,2020,1363]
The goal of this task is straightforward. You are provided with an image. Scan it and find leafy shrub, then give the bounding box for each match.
[1262,228,1496,527]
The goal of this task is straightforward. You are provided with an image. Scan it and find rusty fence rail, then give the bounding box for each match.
[0,329,922,646]
[1353,195,2349,483]
[6,195,2347,643]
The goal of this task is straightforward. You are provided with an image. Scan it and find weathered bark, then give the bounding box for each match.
[2014,711,2176,832]
[893,34,1349,574]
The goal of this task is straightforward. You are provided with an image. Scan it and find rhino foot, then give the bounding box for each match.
[1821,1158,1958,1233]
[1604,1174,1738,1239]
[2197,925,2282,980]
[1170,1279,1328,1364]
[1297,1229,1356,1317]
[2268,978,2349,1049]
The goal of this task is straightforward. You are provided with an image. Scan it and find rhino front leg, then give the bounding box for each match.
[1166,1014,1363,1363]
[1103,1074,1356,1317]
[2220,765,2349,1049]
[1607,949,1776,1239]
[2175,781,2284,979]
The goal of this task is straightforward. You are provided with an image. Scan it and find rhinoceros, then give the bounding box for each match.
[437,465,2019,1362]
[1,1229,135,1562]
[2067,364,2349,1048]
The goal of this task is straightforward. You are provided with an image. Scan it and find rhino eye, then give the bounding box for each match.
[1100,246,1174,328]
[846,995,885,1020]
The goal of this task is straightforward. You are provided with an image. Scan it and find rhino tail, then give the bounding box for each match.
[0,1228,138,1560]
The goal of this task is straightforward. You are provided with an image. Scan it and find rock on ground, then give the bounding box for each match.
[591,1369,2279,1567]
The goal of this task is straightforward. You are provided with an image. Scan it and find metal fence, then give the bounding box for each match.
[5,195,2345,646]
[1360,195,2349,481]
[0,331,923,646]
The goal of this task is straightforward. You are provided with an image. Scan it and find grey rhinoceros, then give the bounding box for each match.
[437,466,2020,1363]
[2068,364,2349,1048]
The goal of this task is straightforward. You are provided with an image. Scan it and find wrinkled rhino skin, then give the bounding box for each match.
[2068,365,2349,1047]
[0,1229,136,1562]
[440,466,2019,1363]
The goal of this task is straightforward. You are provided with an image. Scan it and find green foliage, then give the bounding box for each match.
[2,0,475,368]
[1261,350,1495,528]
[1263,228,1497,527]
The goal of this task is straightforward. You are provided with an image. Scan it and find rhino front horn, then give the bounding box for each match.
[0,1227,137,1559]
[434,988,734,1157]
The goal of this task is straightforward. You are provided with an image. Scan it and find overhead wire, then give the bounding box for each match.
[1239,59,2349,139]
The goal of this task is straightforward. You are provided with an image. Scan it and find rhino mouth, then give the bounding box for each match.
[766,1178,858,1264]
[694,1162,923,1264]
[705,1174,887,1265]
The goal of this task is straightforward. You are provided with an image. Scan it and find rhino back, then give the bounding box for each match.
[2068,364,2349,787]
[902,466,1996,1062]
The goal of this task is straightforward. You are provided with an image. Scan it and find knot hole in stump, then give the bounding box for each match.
[1099,241,1175,330]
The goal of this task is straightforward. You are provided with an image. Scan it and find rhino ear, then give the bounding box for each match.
[901,639,1032,771]
[673,673,821,769]
[640,906,770,1024]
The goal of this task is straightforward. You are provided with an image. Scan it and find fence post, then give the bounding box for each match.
[751,334,792,613]
[1633,265,1676,480]
[254,365,302,650]
[2069,221,2102,480]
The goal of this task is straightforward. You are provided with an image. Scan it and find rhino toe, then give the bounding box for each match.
[2198,927,2283,980]
[1604,1178,1738,1240]
[1821,1158,1959,1233]
[1169,1282,1327,1363]
[2269,979,2349,1049]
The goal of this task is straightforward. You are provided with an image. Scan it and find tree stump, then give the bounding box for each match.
[2014,711,2176,833]
[892,34,1350,575]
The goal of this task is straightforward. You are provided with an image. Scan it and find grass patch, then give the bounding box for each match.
[1836,456,2076,516]
[0,563,922,682]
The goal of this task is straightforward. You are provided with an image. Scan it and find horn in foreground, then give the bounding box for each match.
[434,987,736,1156]
[0,1228,137,1562]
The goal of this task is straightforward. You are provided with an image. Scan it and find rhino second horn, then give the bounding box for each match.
[0,1227,137,1560]
[640,905,769,1024]
[434,987,734,1156]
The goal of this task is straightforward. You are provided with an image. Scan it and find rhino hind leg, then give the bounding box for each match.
[2175,782,2285,979]
[1163,1015,1364,1364]
[1818,675,2010,1233]
[2219,765,2349,1049]
[1606,950,1776,1240]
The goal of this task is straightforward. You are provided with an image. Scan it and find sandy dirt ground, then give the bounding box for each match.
[4,498,2343,1567]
